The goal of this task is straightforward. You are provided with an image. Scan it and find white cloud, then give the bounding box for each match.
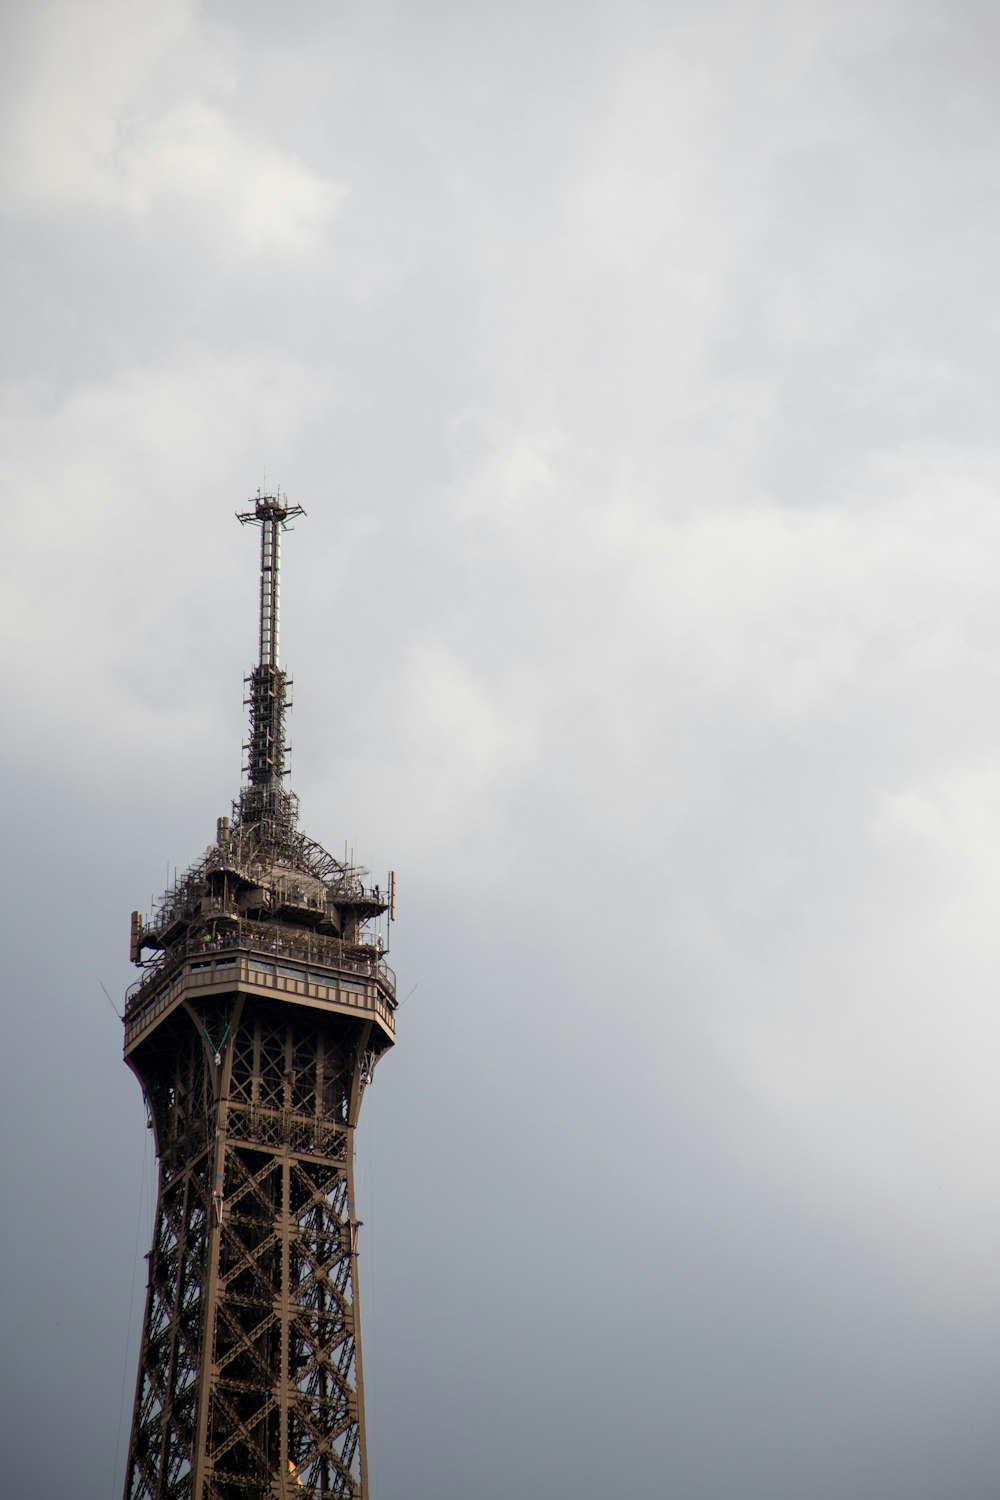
[121,102,341,250]
[4,0,340,249]
[880,764,1000,955]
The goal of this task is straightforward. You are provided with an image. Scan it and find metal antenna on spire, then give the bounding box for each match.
[236,490,306,831]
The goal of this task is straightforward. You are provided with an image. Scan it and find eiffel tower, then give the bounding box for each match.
[122,494,396,1499]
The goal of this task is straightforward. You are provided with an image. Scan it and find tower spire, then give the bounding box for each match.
[236,489,305,832]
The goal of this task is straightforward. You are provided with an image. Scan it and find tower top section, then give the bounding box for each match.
[128,487,394,979]
[236,489,306,835]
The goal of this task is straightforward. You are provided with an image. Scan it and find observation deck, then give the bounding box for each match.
[124,920,396,1059]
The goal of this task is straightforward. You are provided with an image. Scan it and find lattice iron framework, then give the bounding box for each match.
[122,494,396,1500]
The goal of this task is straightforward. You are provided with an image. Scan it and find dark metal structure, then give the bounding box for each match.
[122,494,396,1500]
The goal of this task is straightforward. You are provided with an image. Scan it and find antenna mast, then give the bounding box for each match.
[236,489,306,833]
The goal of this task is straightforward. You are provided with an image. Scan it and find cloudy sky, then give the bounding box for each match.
[3,0,1000,1494]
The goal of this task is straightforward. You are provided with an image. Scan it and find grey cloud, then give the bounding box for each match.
[3,1,1000,1496]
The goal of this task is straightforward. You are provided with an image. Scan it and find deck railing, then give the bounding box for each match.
[125,920,396,1018]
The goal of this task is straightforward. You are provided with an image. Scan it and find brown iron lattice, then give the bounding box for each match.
[124,991,380,1500]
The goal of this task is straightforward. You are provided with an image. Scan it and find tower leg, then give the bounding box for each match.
[125,1001,370,1500]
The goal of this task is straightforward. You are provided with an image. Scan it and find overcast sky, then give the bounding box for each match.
[3,1,1000,1495]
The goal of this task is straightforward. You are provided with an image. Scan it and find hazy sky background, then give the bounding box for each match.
[3,1,1000,1495]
